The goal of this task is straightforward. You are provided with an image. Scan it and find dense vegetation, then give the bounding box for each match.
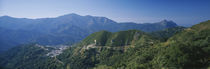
[0,20,209,69]
[0,44,63,69]
[82,30,156,46]
[151,26,186,41]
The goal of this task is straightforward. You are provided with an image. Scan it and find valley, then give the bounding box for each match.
[0,20,209,69]
[1,0,210,69]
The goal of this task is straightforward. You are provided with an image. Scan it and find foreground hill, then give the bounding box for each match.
[151,20,210,68]
[0,14,178,52]
[1,20,209,69]
[56,21,209,69]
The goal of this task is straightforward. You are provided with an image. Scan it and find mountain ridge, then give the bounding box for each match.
[0,13,179,52]
[0,14,176,26]
[0,20,209,69]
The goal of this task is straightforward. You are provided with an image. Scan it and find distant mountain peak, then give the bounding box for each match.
[0,15,13,18]
[160,19,173,23]
[158,19,177,28]
[66,13,80,16]
[58,13,81,18]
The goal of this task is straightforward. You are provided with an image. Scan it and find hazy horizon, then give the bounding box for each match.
[0,0,210,26]
[0,13,177,23]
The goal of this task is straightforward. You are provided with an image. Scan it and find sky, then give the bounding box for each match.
[0,0,210,26]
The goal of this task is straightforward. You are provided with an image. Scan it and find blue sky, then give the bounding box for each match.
[0,0,210,26]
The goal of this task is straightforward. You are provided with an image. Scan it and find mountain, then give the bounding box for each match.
[0,13,178,52]
[118,19,178,32]
[0,30,158,69]
[0,20,209,69]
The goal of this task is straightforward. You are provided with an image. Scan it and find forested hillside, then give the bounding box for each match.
[0,20,209,69]
[0,44,64,69]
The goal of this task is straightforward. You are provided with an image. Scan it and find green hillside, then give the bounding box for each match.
[82,30,157,46]
[59,20,210,69]
[0,44,64,69]
[0,20,210,69]
[151,26,186,41]
[153,20,210,68]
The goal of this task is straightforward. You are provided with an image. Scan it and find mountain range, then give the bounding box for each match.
[0,13,178,52]
[0,20,209,69]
